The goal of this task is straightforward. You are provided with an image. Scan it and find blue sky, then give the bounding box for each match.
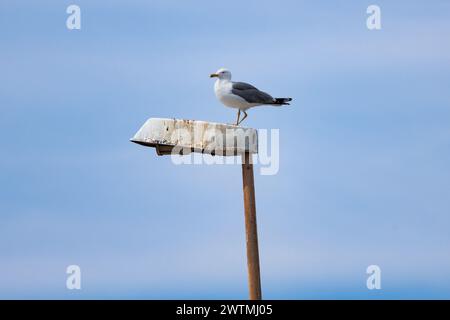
[1,0,450,299]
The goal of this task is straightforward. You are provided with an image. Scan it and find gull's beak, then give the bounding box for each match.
[210,73,218,78]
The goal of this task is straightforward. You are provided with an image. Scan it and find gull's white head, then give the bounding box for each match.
[210,68,232,80]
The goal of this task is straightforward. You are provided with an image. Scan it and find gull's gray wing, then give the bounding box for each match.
[231,82,275,104]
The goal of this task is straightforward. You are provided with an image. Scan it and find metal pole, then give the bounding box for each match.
[241,151,262,300]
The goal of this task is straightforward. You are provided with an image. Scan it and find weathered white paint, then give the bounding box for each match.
[131,118,258,156]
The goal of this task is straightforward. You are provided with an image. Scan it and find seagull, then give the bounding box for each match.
[210,68,292,126]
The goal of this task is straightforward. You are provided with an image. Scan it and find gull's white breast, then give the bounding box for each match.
[214,80,252,110]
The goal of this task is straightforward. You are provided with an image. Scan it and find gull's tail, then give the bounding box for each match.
[272,98,292,106]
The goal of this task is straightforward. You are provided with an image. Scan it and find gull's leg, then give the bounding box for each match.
[235,110,241,126]
[238,110,248,125]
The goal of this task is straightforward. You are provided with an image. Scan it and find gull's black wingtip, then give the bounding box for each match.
[274,97,293,105]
